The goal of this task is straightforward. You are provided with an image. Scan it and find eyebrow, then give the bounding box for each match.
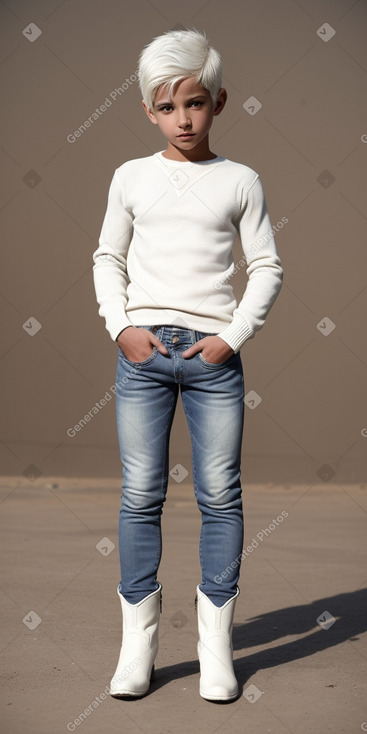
[154,95,208,109]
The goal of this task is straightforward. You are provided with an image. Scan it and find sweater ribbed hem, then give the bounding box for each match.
[107,310,254,350]
[106,313,135,342]
[216,317,254,353]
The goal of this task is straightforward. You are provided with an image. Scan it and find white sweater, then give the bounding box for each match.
[93,151,283,353]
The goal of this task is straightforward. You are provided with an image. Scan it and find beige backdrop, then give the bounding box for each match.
[1,0,366,484]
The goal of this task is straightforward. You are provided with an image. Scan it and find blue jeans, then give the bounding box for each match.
[115,325,245,607]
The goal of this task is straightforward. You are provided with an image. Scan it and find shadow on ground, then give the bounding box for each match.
[136,587,367,698]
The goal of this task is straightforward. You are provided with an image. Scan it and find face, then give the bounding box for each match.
[142,76,227,158]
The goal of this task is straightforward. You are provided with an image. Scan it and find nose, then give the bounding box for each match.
[177,109,192,129]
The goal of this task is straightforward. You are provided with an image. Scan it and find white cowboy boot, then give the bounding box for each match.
[109,583,162,697]
[196,585,239,701]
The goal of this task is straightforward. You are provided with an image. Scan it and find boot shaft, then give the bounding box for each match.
[118,584,162,641]
[195,586,239,641]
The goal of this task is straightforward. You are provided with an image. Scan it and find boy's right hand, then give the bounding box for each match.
[117,326,168,362]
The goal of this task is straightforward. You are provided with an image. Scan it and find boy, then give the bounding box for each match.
[93,28,283,702]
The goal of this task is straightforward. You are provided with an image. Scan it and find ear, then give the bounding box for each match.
[213,88,227,116]
[142,99,158,125]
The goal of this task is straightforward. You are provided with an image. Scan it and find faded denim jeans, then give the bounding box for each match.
[115,325,245,607]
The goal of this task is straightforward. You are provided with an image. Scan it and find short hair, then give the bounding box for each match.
[137,28,222,111]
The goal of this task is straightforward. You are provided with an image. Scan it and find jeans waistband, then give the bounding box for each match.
[138,324,216,338]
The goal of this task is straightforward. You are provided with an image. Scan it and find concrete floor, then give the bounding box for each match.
[0,476,366,734]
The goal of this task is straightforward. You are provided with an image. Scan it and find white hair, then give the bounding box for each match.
[137,28,222,111]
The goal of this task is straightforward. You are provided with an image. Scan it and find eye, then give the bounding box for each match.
[189,100,203,107]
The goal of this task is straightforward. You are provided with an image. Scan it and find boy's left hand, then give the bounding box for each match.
[181,336,234,363]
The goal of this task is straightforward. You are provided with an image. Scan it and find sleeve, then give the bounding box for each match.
[217,175,284,353]
[92,170,135,341]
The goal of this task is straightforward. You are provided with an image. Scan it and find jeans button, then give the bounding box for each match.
[172,335,179,343]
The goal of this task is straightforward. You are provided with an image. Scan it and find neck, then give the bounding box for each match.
[162,139,217,162]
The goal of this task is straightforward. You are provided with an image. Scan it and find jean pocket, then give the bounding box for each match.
[193,330,237,369]
[119,345,158,367]
[196,351,237,369]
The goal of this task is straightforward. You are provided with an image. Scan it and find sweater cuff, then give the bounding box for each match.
[105,312,135,342]
[217,317,254,354]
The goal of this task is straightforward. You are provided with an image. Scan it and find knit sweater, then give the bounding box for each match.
[93,150,283,354]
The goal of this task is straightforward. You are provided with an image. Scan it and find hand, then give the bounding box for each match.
[117,326,168,362]
[181,335,234,363]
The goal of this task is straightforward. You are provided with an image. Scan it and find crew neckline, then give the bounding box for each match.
[155,150,224,166]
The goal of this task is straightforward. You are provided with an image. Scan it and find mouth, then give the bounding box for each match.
[177,133,195,138]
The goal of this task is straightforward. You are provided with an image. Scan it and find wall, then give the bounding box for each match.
[1,0,366,484]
